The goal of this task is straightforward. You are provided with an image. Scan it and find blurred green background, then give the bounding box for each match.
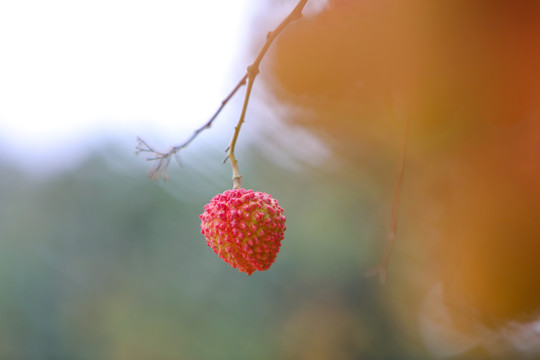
[3,135,534,359]
[0,142,435,360]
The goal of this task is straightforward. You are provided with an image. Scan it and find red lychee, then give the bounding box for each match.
[200,188,286,275]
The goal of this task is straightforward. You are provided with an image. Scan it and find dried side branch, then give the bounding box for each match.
[135,75,248,181]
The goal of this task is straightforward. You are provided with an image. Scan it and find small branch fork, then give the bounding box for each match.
[136,0,309,185]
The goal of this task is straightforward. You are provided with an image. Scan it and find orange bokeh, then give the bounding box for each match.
[264,0,540,344]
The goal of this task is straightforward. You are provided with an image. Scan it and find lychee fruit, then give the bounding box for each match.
[200,188,286,275]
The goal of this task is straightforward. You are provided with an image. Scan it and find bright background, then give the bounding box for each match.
[0,0,257,172]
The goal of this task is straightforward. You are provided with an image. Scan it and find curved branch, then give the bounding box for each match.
[137,0,309,182]
[135,75,247,180]
[225,0,309,188]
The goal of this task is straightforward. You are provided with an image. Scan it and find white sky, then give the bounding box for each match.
[0,0,255,170]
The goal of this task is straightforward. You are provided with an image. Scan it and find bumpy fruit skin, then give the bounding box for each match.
[200,188,286,275]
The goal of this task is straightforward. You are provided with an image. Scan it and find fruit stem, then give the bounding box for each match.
[227,67,256,189]
[225,0,308,189]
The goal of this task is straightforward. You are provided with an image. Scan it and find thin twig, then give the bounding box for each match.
[135,75,248,180]
[137,0,309,182]
[225,0,309,188]
[365,116,410,283]
[176,75,248,153]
